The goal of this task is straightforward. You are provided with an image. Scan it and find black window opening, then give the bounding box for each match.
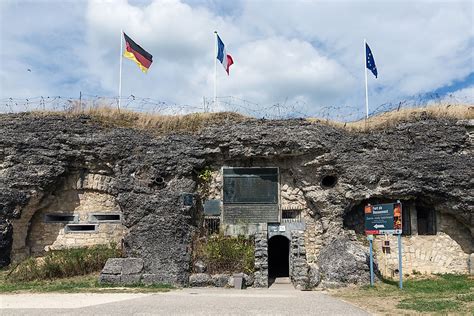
[89,213,121,222]
[281,209,302,222]
[44,214,77,223]
[417,205,436,235]
[223,168,279,204]
[401,205,411,235]
[65,224,98,233]
[282,210,300,219]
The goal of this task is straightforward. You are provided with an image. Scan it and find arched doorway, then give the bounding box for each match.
[268,235,290,279]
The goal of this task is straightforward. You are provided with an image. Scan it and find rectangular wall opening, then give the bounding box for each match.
[44,214,78,223]
[281,209,302,222]
[65,224,98,233]
[89,213,121,222]
[203,216,220,236]
[417,206,436,235]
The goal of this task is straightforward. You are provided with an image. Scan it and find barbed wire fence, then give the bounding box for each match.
[0,92,471,122]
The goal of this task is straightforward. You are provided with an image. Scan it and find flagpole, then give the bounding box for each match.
[118,29,123,111]
[214,31,218,111]
[364,38,369,119]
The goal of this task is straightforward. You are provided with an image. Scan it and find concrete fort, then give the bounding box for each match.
[0,112,472,288]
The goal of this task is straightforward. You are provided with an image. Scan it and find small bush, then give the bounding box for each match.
[194,235,254,274]
[7,244,121,282]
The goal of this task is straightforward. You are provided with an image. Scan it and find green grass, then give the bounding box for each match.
[0,272,173,293]
[397,298,461,312]
[402,273,472,294]
[334,274,474,314]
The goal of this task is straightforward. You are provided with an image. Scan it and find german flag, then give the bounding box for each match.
[123,33,153,73]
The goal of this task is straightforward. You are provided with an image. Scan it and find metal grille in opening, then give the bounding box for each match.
[204,216,220,236]
[281,209,302,223]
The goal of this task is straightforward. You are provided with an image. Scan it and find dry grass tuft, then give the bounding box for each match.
[31,103,473,134]
[308,104,473,132]
[33,105,249,134]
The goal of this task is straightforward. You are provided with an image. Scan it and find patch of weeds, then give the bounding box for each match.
[7,243,121,282]
[198,167,213,183]
[0,274,98,293]
[193,234,255,274]
[456,292,474,302]
[397,298,461,312]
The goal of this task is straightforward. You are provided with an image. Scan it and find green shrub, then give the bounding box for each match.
[7,244,121,282]
[194,235,254,274]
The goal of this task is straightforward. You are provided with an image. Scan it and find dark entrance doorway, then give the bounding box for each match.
[268,235,290,279]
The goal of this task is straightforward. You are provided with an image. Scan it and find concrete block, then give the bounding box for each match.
[142,273,169,285]
[101,258,123,275]
[99,274,121,284]
[121,274,141,284]
[122,258,144,275]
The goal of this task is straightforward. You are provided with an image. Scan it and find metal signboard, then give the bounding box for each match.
[365,202,402,235]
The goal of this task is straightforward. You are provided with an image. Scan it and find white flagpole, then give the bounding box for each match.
[364,38,369,119]
[118,29,123,111]
[214,31,218,111]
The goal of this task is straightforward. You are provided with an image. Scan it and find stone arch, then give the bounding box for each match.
[10,171,125,262]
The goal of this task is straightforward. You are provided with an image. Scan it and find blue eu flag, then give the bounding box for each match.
[366,43,378,78]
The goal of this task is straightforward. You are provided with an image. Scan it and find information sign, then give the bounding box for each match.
[365,202,402,235]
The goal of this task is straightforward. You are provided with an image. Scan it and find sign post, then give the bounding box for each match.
[365,201,403,289]
[398,233,403,289]
[367,234,374,286]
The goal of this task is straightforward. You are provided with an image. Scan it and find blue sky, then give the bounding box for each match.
[0,0,472,119]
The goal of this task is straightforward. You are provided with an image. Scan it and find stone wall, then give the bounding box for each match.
[254,232,268,287]
[374,212,471,276]
[290,230,310,289]
[26,190,124,255]
[0,113,472,287]
[10,172,124,261]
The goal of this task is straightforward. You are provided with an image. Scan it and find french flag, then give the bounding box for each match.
[216,34,234,75]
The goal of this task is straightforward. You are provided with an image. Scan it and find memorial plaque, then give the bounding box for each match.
[222,167,279,224]
[223,168,278,204]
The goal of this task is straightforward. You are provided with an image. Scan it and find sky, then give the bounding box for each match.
[0,0,473,119]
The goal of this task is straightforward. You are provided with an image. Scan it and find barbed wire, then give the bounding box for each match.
[0,92,471,122]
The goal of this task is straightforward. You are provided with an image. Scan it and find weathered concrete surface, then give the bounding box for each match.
[0,113,472,286]
[0,288,369,315]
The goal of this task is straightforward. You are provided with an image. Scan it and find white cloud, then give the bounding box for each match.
[0,0,472,119]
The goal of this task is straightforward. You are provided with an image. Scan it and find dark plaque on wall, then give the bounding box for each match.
[222,167,279,224]
[204,200,221,216]
[223,168,278,204]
